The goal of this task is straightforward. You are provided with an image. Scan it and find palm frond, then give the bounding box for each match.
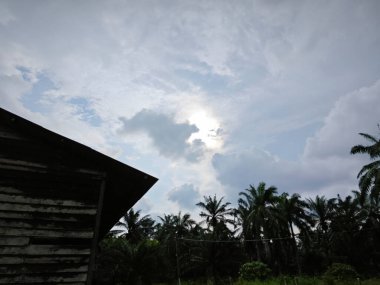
[358,133,379,144]
[357,160,380,178]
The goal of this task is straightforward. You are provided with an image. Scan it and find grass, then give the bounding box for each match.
[236,277,380,285]
[235,277,321,285]
[162,277,380,285]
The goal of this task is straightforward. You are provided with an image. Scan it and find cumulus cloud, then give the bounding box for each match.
[2,0,380,218]
[119,109,206,162]
[303,80,380,159]
[168,183,201,210]
[213,80,380,201]
[213,148,358,201]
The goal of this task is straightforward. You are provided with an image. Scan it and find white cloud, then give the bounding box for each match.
[213,80,380,202]
[304,80,380,159]
[168,183,201,210]
[1,0,380,218]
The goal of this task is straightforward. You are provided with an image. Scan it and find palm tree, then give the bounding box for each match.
[276,193,311,274]
[196,195,234,239]
[277,193,310,242]
[352,190,380,270]
[95,237,160,284]
[306,195,336,263]
[155,212,197,282]
[157,212,195,239]
[238,182,278,263]
[351,131,380,200]
[196,195,234,284]
[306,195,335,234]
[110,208,155,243]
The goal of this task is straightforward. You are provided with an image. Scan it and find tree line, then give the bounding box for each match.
[94,131,380,284]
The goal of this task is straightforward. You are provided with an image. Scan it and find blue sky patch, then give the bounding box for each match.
[68,97,102,127]
[16,66,33,82]
[20,70,56,114]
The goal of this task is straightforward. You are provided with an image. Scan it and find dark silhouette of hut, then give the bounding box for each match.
[0,107,157,284]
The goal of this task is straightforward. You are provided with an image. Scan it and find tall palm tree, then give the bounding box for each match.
[157,212,195,239]
[351,131,380,200]
[276,193,311,274]
[306,195,336,263]
[352,189,380,270]
[277,193,310,241]
[306,195,335,234]
[238,182,278,262]
[196,195,234,284]
[155,212,196,281]
[196,195,234,238]
[110,208,155,243]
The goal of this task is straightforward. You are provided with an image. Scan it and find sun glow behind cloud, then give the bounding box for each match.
[1,0,380,218]
[188,110,223,150]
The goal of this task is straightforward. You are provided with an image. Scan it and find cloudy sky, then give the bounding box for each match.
[1,0,380,220]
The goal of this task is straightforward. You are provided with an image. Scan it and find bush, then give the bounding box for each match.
[323,263,358,281]
[239,261,271,281]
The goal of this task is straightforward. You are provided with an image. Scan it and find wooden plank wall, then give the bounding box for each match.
[0,123,105,284]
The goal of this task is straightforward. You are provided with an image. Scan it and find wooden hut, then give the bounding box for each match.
[0,107,157,284]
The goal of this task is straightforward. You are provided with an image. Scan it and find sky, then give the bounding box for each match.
[1,0,380,221]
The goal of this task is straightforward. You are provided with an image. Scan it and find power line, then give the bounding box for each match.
[179,236,293,243]
[177,225,380,244]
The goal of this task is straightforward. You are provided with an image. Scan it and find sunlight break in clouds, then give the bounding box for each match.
[0,0,380,218]
[188,110,223,150]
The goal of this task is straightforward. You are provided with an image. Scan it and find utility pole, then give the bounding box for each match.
[175,233,181,285]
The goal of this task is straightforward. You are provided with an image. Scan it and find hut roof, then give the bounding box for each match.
[0,107,157,238]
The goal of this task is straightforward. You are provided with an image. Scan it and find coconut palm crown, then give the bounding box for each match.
[351,131,380,200]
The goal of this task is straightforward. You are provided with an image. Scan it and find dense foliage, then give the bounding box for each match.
[323,263,358,281]
[94,130,380,284]
[239,261,271,281]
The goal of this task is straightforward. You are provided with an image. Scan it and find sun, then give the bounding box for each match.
[187,111,223,149]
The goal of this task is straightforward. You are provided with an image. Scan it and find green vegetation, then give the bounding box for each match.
[239,261,271,281]
[323,263,358,281]
[155,276,380,285]
[94,130,380,284]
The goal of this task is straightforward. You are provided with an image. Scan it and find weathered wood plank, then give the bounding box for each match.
[0,129,31,140]
[0,193,95,208]
[0,111,127,285]
[0,138,103,174]
[0,257,23,264]
[0,158,47,169]
[0,163,49,173]
[0,228,94,238]
[0,172,101,204]
[0,272,87,283]
[0,219,93,231]
[0,255,89,265]
[0,186,23,195]
[0,245,91,255]
[0,203,97,215]
[0,158,105,179]
[0,158,106,178]
[0,237,29,246]
[0,210,93,223]
[23,256,89,264]
[0,265,89,274]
